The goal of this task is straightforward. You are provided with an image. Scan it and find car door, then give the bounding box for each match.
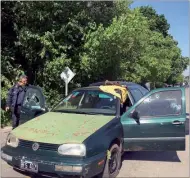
[19,85,47,125]
[121,87,186,151]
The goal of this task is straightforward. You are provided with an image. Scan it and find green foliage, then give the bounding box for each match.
[3,1,117,103]
[1,1,189,126]
[138,6,189,85]
[184,75,190,85]
[166,57,189,85]
[1,76,13,128]
[1,1,118,125]
[1,108,11,128]
[139,6,170,37]
[81,9,150,83]
[80,9,184,85]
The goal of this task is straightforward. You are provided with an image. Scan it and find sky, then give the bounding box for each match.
[130,0,189,77]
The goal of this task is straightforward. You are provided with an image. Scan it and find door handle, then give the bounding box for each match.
[172,120,183,125]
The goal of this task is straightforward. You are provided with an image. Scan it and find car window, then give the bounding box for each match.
[139,86,149,95]
[53,90,118,115]
[22,88,44,109]
[135,90,182,118]
[130,89,143,102]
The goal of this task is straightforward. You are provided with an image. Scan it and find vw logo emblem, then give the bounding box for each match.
[32,143,39,151]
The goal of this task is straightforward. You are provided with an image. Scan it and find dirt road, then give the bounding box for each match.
[1,88,189,177]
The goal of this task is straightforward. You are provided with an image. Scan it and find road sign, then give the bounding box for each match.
[60,67,75,83]
[60,67,76,96]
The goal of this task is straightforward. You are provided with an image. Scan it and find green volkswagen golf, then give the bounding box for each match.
[1,81,186,178]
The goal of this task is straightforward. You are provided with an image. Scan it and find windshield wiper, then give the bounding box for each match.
[53,110,104,115]
[73,111,103,115]
[52,110,75,113]
[52,110,114,116]
[75,111,115,115]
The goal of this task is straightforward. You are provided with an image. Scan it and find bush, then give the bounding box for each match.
[1,75,12,128]
[1,109,11,128]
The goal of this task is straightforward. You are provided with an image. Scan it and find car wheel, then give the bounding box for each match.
[101,144,121,178]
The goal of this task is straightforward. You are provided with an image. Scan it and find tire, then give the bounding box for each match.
[101,144,121,178]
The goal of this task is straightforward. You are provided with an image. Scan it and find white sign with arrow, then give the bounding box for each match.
[60,67,76,96]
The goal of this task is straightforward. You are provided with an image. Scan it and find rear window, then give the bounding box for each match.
[139,86,149,95]
[130,89,143,102]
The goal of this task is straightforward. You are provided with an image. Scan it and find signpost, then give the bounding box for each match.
[60,67,76,96]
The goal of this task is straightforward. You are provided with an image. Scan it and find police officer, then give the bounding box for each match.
[5,74,28,129]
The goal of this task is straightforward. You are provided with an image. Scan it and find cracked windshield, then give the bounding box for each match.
[53,90,118,115]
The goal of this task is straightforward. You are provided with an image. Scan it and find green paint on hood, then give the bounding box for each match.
[12,112,113,144]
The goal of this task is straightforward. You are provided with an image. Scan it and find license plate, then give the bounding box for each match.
[20,160,38,173]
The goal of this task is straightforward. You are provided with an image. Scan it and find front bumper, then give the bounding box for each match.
[1,146,106,178]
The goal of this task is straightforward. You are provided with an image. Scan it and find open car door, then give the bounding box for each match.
[20,85,47,125]
[121,87,186,151]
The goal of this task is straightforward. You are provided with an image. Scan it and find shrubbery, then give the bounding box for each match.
[1,1,188,127]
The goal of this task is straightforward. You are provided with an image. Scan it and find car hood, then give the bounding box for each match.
[12,112,113,144]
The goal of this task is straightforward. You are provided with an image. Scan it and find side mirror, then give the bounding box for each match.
[131,110,140,124]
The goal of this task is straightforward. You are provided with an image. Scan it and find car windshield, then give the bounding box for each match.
[52,89,118,115]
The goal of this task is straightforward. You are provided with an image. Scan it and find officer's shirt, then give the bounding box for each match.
[16,85,26,106]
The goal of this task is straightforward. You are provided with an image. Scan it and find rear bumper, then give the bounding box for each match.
[1,146,106,178]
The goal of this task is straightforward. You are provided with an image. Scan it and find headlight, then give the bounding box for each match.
[6,134,19,148]
[58,144,86,156]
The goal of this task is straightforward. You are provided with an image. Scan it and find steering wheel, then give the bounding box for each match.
[100,106,112,109]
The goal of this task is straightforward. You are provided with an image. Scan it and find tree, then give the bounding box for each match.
[184,75,189,85]
[1,2,25,127]
[80,9,178,86]
[1,1,188,127]
[139,6,189,85]
[139,6,170,37]
[166,56,189,85]
[1,1,119,107]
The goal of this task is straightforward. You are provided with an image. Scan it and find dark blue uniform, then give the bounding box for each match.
[6,84,28,129]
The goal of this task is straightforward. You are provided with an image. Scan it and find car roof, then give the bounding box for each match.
[73,81,149,104]
[74,86,101,91]
[89,81,144,89]
[74,84,128,91]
